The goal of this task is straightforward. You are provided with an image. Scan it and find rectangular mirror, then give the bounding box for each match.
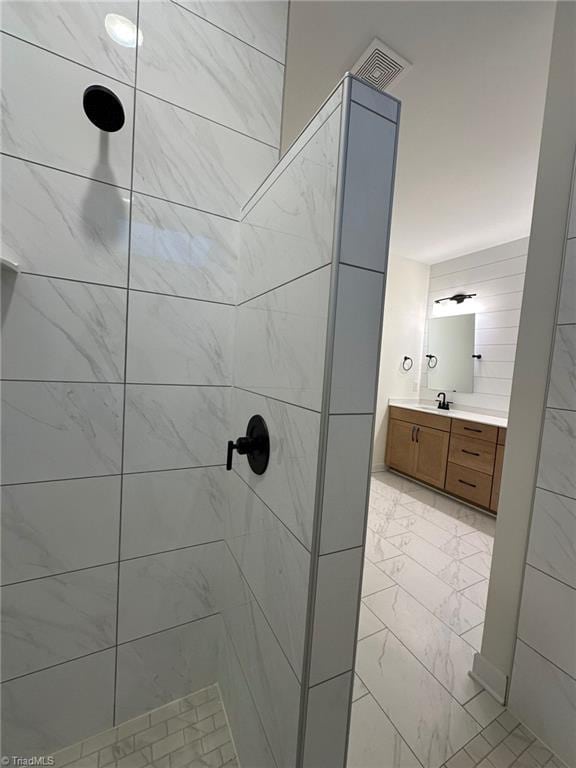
[427,314,475,392]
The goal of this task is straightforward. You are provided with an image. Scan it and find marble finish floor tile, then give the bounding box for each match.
[362,560,396,597]
[52,684,238,768]
[386,531,487,591]
[349,473,503,768]
[461,580,489,611]
[356,629,481,768]
[394,515,483,560]
[357,601,385,641]
[462,623,485,653]
[465,690,506,728]
[378,555,484,635]
[460,531,495,556]
[369,491,416,522]
[402,498,484,538]
[364,527,405,564]
[353,673,369,703]
[365,586,483,705]
[462,552,493,580]
[348,693,422,768]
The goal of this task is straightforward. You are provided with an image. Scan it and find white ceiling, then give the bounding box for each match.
[282,1,555,264]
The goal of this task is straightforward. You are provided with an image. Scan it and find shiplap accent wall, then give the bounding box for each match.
[421,238,529,413]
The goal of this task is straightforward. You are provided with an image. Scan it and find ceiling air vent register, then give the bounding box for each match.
[351,38,412,92]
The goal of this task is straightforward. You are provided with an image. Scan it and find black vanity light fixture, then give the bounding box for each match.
[434,293,477,305]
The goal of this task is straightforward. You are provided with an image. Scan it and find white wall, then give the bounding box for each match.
[373,254,429,470]
[474,0,576,731]
[421,238,529,414]
[508,145,576,768]
[0,0,287,757]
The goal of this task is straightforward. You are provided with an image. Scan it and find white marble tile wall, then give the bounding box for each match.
[2,564,118,681]
[223,598,301,767]
[2,155,130,285]
[1,1,138,83]
[421,239,528,412]
[133,90,277,218]
[1,33,135,186]
[300,79,400,768]
[1,0,287,757]
[509,163,576,768]
[235,265,331,410]
[1,649,116,756]
[225,85,341,766]
[120,467,227,559]
[115,614,222,723]
[176,0,288,63]
[226,474,309,678]
[230,386,320,550]
[137,0,283,145]
[1,476,121,584]
[129,193,237,302]
[302,672,353,768]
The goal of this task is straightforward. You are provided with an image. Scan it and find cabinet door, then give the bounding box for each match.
[386,419,416,476]
[413,426,450,488]
[490,444,505,512]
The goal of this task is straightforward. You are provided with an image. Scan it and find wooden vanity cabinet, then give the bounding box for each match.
[490,428,507,512]
[413,426,451,488]
[386,407,507,513]
[386,418,417,477]
[385,407,450,489]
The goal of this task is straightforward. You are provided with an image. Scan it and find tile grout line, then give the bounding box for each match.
[360,595,485,710]
[136,87,279,151]
[112,0,141,725]
[0,29,136,87]
[168,0,286,66]
[223,540,303,685]
[235,262,331,307]
[0,463,227,489]
[1,533,229,589]
[1,613,222,687]
[515,637,576,684]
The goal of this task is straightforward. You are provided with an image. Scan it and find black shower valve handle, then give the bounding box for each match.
[226,415,270,475]
[226,436,252,470]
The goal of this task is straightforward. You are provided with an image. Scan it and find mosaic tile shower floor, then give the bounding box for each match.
[52,684,237,768]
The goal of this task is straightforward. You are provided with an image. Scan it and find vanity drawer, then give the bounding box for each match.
[445,463,492,507]
[451,419,498,444]
[449,435,496,475]
[389,406,450,432]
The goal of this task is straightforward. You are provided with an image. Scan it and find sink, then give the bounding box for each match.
[412,404,443,412]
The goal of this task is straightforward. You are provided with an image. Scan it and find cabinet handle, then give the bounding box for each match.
[464,426,482,433]
[462,449,480,456]
[411,426,416,442]
[415,426,420,443]
[458,479,477,488]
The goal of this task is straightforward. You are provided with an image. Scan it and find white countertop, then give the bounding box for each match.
[388,399,508,428]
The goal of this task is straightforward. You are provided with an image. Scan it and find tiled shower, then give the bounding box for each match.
[0,3,399,766]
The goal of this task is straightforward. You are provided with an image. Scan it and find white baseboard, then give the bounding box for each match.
[371,463,386,474]
[471,652,508,704]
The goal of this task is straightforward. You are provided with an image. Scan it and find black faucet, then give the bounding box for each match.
[436,392,451,411]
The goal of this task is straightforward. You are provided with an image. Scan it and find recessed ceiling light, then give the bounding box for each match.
[105,13,142,48]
